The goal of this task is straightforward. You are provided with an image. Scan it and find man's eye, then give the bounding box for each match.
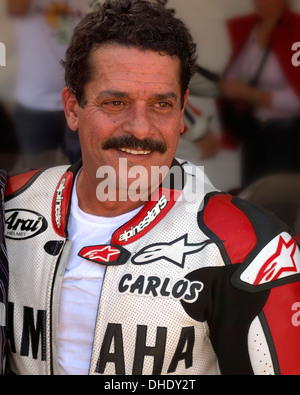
[155,102,172,109]
[108,101,125,106]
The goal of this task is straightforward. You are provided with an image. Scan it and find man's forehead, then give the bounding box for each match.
[91,43,181,80]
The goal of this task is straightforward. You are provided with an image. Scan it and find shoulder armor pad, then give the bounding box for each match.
[232,197,300,292]
[200,193,300,292]
[5,169,43,201]
[200,193,258,265]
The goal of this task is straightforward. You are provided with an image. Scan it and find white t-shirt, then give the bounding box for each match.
[58,175,143,375]
[13,0,93,110]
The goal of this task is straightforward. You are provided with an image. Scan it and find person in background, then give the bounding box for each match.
[7,0,97,170]
[218,0,300,188]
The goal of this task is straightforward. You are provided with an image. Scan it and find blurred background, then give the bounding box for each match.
[0,0,299,237]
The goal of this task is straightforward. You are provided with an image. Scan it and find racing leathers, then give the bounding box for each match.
[0,170,8,375]
[4,159,300,375]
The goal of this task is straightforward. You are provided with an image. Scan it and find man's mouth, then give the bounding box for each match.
[119,148,152,155]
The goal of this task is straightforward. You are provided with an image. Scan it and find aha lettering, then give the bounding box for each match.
[8,303,196,375]
[96,324,195,375]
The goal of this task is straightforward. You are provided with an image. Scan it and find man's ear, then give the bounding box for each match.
[62,87,80,131]
[180,89,189,135]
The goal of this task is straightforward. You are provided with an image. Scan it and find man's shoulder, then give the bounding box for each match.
[199,192,300,291]
[5,165,70,201]
[5,169,43,200]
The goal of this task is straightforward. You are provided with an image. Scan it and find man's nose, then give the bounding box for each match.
[124,102,152,139]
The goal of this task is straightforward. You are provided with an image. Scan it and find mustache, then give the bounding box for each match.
[102,135,167,154]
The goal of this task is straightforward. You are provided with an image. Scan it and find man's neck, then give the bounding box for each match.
[76,168,152,218]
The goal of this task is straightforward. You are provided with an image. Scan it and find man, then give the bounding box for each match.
[0,171,8,375]
[4,0,300,375]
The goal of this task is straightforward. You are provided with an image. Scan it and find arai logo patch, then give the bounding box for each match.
[5,209,48,240]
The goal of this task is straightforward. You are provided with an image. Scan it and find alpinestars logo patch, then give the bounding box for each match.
[240,232,300,287]
[79,245,130,266]
[254,235,299,285]
[132,234,213,268]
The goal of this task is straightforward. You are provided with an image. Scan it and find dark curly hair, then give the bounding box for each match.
[62,0,198,107]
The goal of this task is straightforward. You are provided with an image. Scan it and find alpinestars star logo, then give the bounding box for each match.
[240,232,300,287]
[132,234,213,268]
[78,245,130,266]
[254,235,299,285]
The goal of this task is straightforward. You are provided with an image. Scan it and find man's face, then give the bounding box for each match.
[64,44,188,199]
